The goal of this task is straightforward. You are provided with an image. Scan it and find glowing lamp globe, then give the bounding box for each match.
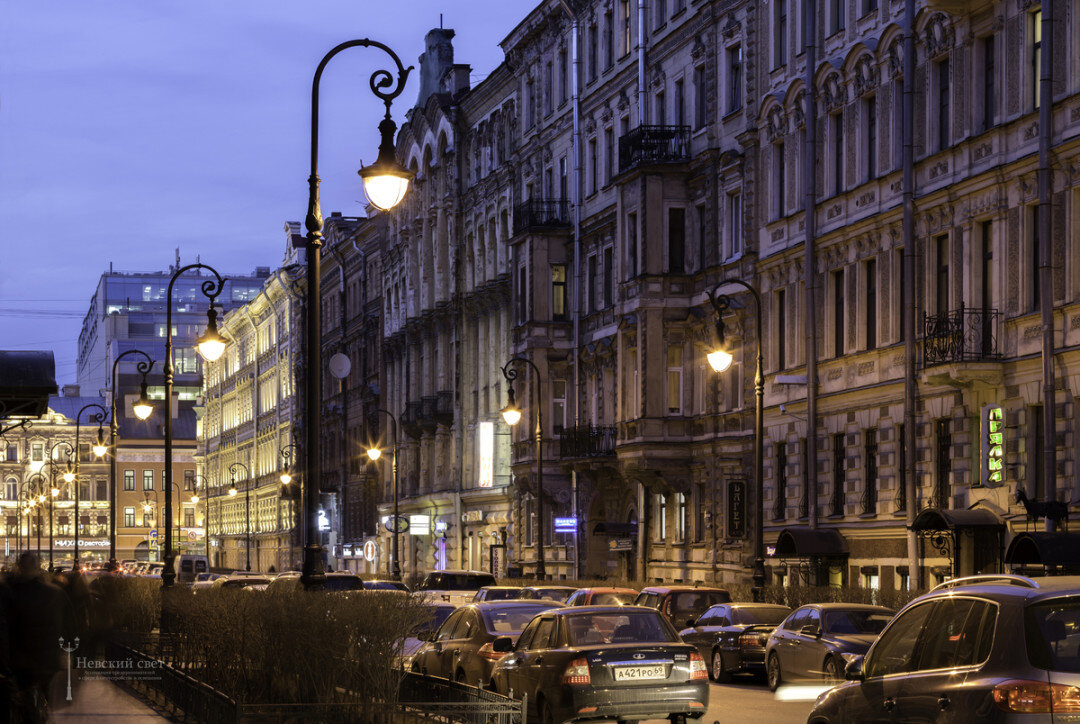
[51,487,59,497]
[707,349,734,373]
[93,442,108,459]
[279,472,292,485]
[133,393,153,421]
[228,486,238,497]
[366,448,382,462]
[63,470,75,484]
[190,494,200,504]
[196,328,227,362]
[501,406,522,427]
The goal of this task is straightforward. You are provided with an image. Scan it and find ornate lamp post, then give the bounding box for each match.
[228,462,252,572]
[708,280,765,603]
[278,443,299,489]
[365,409,400,580]
[108,350,154,571]
[163,264,227,589]
[300,39,413,590]
[191,474,210,562]
[26,474,50,556]
[501,356,547,580]
[71,403,109,570]
[42,442,72,569]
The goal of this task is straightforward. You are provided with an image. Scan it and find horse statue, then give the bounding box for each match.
[1015,486,1069,529]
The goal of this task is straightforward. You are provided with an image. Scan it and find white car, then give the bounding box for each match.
[415,570,497,606]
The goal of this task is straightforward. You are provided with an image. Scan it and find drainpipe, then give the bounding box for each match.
[330,240,350,570]
[1038,0,1056,530]
[637,0,646,125]
[902,0,920,587]
[242,304,261,568]
[350,235,370,543]
[803,1,819,532]
[276,267,304,568]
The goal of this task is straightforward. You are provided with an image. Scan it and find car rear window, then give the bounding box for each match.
[824,610,893,635]
[733,607,790,626]
[566,611,678,646]
[1026,598,1080,673]
[422,573,497,590]
[593,592,637,605]
[223,578,269,588]
[671,591,731,616]
[366,581,409,591]
[483,588,522,600]
[324,576,365,592]
[483,604,559,634]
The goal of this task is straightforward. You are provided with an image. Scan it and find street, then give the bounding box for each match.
[643,676,818,724]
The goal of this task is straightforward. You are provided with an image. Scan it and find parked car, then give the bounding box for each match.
[191,572,225,591]
[519,585,577,603]
[365,579,411,592]
[809,574,1080,723]
[679,602,792,682]
[400,602,458,665]
[212,572,273,590]
[635,585,732,628]
[765,603,894,690]
[176,554,210,585]
[488,605,709,723]
[565,587,638,606]
[416,570,498,606]
[472,586,523,602]
[411,600,564,685]
[265,571,366,593]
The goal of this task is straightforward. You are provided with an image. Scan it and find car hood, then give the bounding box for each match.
[824,633,877,652]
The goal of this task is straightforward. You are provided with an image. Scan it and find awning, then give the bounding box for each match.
[910,508,1004,531]
[1006,532,1080,569]
[593,522,638,536]
[0,351,57,419]
[773,527,848,558]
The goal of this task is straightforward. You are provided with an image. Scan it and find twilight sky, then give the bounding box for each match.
[0,0,524,383]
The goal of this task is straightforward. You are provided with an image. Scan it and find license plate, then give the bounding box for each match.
[613,664,666,681]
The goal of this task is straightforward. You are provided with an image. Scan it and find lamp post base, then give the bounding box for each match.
[300,542,325,589]
[751,556,766,603]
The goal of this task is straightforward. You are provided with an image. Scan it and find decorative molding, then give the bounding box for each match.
[924,14,955,59]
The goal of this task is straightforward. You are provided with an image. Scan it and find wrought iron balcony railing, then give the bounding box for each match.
[512,199,570,236]
[861,484,877,516]
[558,425,616,459]
[618,125,691,173]
[921,304,1002,368]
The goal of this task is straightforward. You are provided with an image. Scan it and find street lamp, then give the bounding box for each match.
[708,279,765,603]
[26,474,50,557]
[278,443,299,487]
[228,462,252,572]
[501,356,546,580]
[41,442,73,569]
[163,263,227,590]
[366,409,400,580]
[72,403,109,570]
[300,38,412,590]
[108,350,155,571]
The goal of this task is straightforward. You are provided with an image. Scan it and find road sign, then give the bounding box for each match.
[384,515,409,534]
[362,540,377,562]
[149,529,158,540]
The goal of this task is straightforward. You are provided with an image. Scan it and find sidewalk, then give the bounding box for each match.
[48,678,166,722]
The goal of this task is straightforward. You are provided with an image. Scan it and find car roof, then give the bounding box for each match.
[580,587,638,594]
[554,605,659,616]
[728,602,790,609]
[472,600,565,610]
[479,585,523,590]
[906,574,1080,606]
[524,585,576,590]
[640,585,729,594]
[796,603,895,612]
[426,569,493,576]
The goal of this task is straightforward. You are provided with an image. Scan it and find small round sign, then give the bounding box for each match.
[384,515,410,534]
[362,540,378,562]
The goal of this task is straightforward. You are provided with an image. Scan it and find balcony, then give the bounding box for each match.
[401,401,423,437]
[921,304,1001,369]
[618,125,690,173]
[558,425,616,459]
[512,199,570,236]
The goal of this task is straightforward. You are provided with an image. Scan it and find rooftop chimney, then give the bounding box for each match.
[416,28,456,108]
[63,384,81,397]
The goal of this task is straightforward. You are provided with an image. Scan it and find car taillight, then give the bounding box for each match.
[563,657,591,685]
[477,642,506,662]
[993,680,1080,713]
[739,632,769,647]
[689,652,708,681]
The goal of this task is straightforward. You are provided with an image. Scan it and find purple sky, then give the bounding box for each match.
[0,1,523,383]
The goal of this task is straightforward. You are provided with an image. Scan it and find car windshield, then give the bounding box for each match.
[324,576,365,592]
[1026,598,1080,673]
[483,589,522,600]
[222,578,269,589]
[421,573,497,590]
[824,610,893,635]
[414,605,456,637]
[671,591,730,616]
[566,611,677,646]
[733,607,790,625]
[366,581,409,591]
[534,588,573,602]
[592,592,637,605]
[483,604,559,634]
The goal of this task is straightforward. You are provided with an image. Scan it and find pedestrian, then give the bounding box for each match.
[268,565,276,574]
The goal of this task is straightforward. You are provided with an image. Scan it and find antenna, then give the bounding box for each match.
[440,13,443,28]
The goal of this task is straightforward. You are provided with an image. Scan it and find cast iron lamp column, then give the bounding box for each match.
[228,462,252,572]
[108,350,155,571]
[191,474,210,562]
[708,280,765,603]
[301,39,413,590]
[42,443,73,568]
[26,475,49,556]
[501,356,546,580]
[365,409,400,580]
[163,264,228,589]
[72,403,109,570]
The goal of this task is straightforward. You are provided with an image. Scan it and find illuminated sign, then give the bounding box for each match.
[478,421,494,488]
[554,517,577,533]
[727,480,747,539]
[434,519,448,533]
[409,514,430,536]
[982,404,1005,486]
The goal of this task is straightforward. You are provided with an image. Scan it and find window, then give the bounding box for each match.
[604,128,614,185]
[775,142,786,218]
[655,90,666,126]
[676,493,687,541]
[728,193,743,258]
[833,269,845,357]
[627,347,639,418]
[518,266,527,323]
[863,602,935,678]
[694,65,707,128]
[694,483,706,542]
[627,212,638,277]
[667,346,683,415]
[559,157,568,200]
[552,380,566,434]
[142,507,154,527]
[1030,405,1045,500]
[4,479,16,501]
[865,96,877,180]
[774,0,788,68]
[727,46,743,112]
[1031,206,1040,311]
[654,0,666,29]
[552,265,567,320]
[935,234,949,315]
[656,493,668,540]
[914,599,996,672]
[1032,9,1042,110]
[863,429,878,515]
[830,0,845,34]
[588,255,598,312]
[862,0,878,15]
[589,138,597,195]
[776,289,787,370]
[184,509,195,528]
[544,61,553,115]
[674,79,685,127]
[124,507,135,528]
[774,444,788,520]
[143,469,154,490]
[603,248,614,307]
[559,49,568,105]
[832,113,844,195]
[5,444,16,462]
[865,259,877,350]
[589,23,598,82]
[184,469,195,491]
[621,0,632,56]
[981,34,996,131]
[96,478,107,501]
[604,11,614,69]
[31,443,43,463]
[831,433,846,516]
[935,418,953,508]
[668,208,685,273]
[937,58,950,150]
[981,221,994,352]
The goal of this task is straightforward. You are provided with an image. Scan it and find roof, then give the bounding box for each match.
[0,351,57,418]
[118,403,197,440]
[910,508,1004,531]
[46,396,108,423]
[639,586,729,594]
[797,603,895,612]
[774,527,849,558]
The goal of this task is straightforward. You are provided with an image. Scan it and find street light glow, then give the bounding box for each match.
[63,469,75,484]
[279,471,292,485]
[501,405,522,427]
[93,429,108,458]
[366,447,382,462]
[196,326,227,362]
[708,349,734,373]
[133,381,154,420]
[228,485,238,497]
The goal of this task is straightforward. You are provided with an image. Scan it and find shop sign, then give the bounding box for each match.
[462,510,484,524]
[363,540,378,562]
[489,543,505,576]
[554,517,577,533]
[478,421,494,488]
[409,515,430,536]
[609,538,634,552]
[982,404,1005,486]
[56,539,109,548]
[434,519,448,534]
[727,480,747,539]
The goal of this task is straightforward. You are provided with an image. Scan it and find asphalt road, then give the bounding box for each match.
[641,674,820,724]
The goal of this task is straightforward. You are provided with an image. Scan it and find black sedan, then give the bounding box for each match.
[679,603,791,682]
[411,600,563,685]
[765,603,894,690]
[489,605,709,723]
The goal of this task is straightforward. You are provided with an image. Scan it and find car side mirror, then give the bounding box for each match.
[800,624,822,638]
[686,617,697,628]
[844,656,864,681]
[419,630,435,642]
[492,636,514,653]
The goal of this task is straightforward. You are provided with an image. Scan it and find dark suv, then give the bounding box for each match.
[809,574,1080,723]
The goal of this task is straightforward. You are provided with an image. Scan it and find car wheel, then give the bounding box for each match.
[823,656,843,682]
[766,652,782,692]
[711,650,731,684]
[538,698,556,724]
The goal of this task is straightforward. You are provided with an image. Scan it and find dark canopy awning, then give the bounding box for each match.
[773,527,848,558]
[593,522,637,536]
[910,508,1004,531]
[0,351,57,419]
[1006,532,1080,568]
